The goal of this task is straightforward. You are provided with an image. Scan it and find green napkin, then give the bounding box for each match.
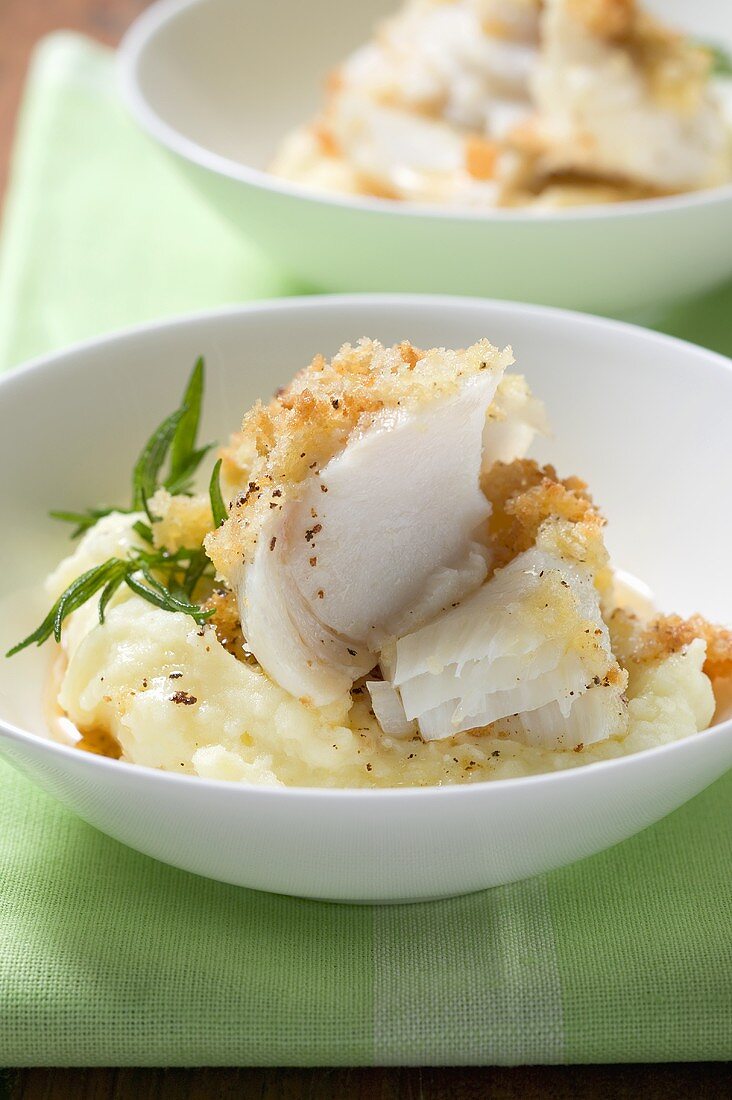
[0,34,730,1067]
[0,34,299,370]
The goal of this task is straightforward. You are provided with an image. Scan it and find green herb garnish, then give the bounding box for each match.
[166,357,212,495]
[7,359,219,657]
[6,553,213,658]
[209,458,228,528]
[132,407,187,517]
[7,560,130,657]
[132,520,154,544]
[48,507,121,540]
[52,357,213,537]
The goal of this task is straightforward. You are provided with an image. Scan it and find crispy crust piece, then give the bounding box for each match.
[480,458,625,693]
[609,608,732,683]
[629,15,712,113]
[482,457,607,570]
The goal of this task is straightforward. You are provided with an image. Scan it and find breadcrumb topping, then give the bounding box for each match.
[482,458,611,594]
[609,608,732,684]
[218,432,258,500]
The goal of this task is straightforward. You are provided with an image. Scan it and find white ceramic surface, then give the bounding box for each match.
[0,295,730,902]
[120,0,732,314]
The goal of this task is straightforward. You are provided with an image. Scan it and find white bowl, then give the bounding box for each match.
[0,295,730,902]
[119,0,732,315]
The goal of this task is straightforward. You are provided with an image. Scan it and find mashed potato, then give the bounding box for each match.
[51,512,716,788]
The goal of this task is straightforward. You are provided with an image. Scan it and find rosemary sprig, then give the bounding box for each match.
[166,357,213,496]
[8,559,128,657]
[209,457,228,528]
[98,570,127,623]
[53,357,214,538]
[132,520,154,544]
[132,407,186,515]
[7,547,214,657]
[181,548,212,599]
[125,568,212,620]
[7,357,222,658]
[49,507,120,540]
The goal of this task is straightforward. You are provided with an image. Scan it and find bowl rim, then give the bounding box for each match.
[0,291,730,801]
[118,0,732,225]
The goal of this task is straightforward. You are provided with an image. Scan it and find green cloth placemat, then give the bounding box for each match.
[0,34,300,370]
[0,34,730,1067]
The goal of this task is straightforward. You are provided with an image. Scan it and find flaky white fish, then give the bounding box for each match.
[206,338,544,705]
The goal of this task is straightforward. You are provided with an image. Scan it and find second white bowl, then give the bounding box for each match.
[120,0,732,314]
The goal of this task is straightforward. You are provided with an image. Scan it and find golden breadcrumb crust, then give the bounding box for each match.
[482,458,610,587]
[465,135,500,180]
[609,608,732,684]
[480,459,625,690]
[219,432,258,500]
[486,460,732,686]
[205,338,513,578]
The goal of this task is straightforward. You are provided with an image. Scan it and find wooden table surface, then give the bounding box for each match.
[0,2,729,1097]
